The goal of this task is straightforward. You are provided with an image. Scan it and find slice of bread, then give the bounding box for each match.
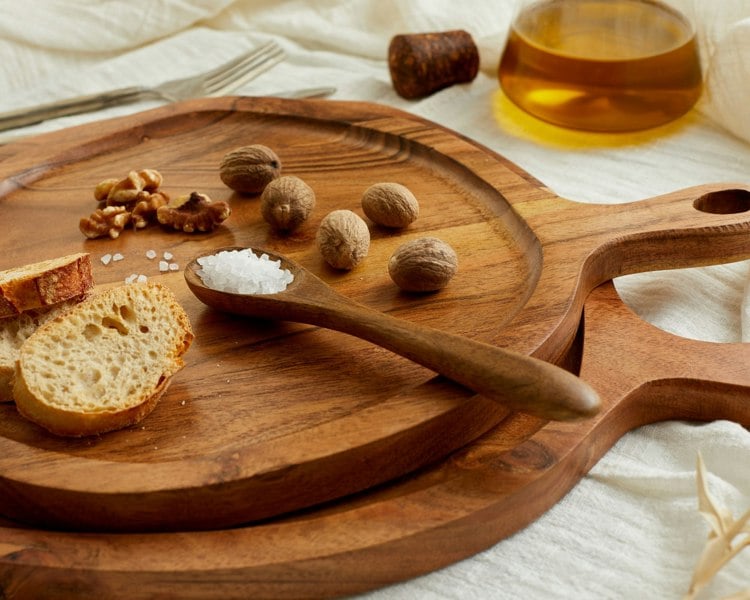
[13,282,193,437]
[0,253,93,319]
[0,299,83,402]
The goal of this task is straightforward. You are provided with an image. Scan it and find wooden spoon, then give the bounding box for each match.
[184,247,600,421]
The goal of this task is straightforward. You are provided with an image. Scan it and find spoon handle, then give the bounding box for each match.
[308,298,600,421]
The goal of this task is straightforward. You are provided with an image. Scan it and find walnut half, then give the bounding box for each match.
[96,169,164,208]
[79,206,131,239]
[156,191,231,233]
[131,191,169,229]
[82,168,168,239]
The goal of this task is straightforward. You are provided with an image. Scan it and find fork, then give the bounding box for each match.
[0,40,286,133]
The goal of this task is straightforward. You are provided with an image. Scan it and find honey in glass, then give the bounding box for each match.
[498,0,703,132]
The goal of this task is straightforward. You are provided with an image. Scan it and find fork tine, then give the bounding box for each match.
[198,41,279,82]
[203,44,286,96]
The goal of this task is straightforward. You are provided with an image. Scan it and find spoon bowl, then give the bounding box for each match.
[185,246,601,421]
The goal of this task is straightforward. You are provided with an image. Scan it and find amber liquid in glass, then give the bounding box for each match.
[498,0,702,131]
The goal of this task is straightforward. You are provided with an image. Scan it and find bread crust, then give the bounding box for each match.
[13,372,172,437]
[0,253,93,319]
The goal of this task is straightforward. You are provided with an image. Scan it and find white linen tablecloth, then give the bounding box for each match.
[1,1,749,598]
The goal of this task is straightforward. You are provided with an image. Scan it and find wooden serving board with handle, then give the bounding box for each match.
[1,280,748,599]
[0,98,748,584]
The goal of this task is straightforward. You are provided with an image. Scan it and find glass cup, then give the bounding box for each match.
[498,0,703,132]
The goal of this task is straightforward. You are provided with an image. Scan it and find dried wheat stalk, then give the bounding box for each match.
[684,453,750,599]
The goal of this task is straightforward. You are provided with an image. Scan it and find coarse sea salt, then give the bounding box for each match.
[125,273,148,284]
[196,249,293,295]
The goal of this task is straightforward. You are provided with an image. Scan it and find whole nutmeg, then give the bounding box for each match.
[361,182,419,228]
[260,175,316,232]
[219,144,281,194]
[316,209,370,270]
[388,237,458,292]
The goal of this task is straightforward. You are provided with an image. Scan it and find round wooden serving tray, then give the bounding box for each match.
[0,97,748,545]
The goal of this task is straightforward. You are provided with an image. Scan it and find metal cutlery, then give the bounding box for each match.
[0,40,286,132]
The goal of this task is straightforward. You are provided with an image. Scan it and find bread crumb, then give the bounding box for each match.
[125,273,148,284]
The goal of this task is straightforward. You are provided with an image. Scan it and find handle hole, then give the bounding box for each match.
[693,189,750,214]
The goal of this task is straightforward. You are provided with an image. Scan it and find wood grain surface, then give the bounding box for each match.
[184,248,601,421]
[0,98,749,595]
[1,280,747,600]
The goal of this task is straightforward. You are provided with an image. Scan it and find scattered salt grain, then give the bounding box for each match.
[100,253,112,266]
[196,249,293,295]
[163,251,173,260]
[112,253,124,262]
[168,262,179,271]
[146,249,157,260]
[159,260,169,272]
[137,274,148,283]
